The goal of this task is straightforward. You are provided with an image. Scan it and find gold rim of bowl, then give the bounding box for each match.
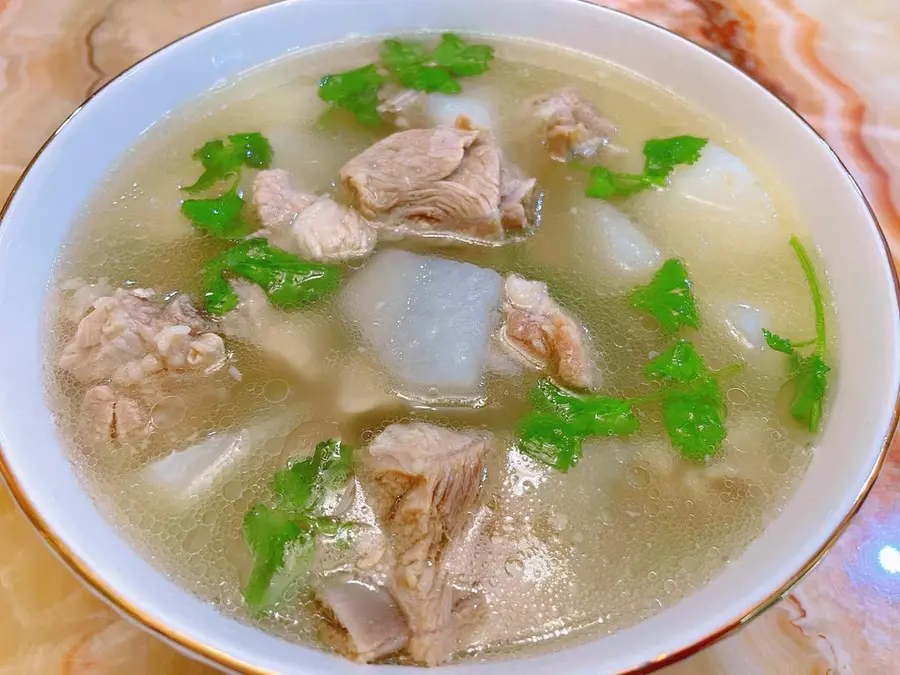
[1,1,898,673]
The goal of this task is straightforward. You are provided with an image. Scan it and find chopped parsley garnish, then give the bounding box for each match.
[529,378,640,437]
[430,33,495,76]
[318,34,494,125]
[381,39,460,94]
[643,340,729,460]
[272,437,353,509]
[179,133,272,240]
[789,353,829,432]
[201,238,342,315]
[585,167,649,200]
[642,136,708,183]
[243,439,353,611]
[571,397,642,438]
[518,380,640,471]
[182,133,273,193]
[762,236,831,432]
[762,329,795,354]
[518,341,738,470]
[584,135,708,200]
[628,258,700,334]
[659,376,727,461]
[644,338,707,383]
[180,183,253,240]
[518,411,584,472]
[381,33,494,93]
[319,64,386,127]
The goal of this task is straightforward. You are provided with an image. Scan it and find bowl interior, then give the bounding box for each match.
[0,1,897,673]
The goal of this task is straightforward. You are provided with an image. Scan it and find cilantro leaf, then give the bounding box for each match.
[789,353,830,432]
[763,237,830,433]
[242,438,354,611]
[522,380,639,472]
[529,379,639,437]
[200,263,240,316]
[523,341,737,469]
[318,35,493,126]
[399,64,461,94]
[319,64,386,127]
[227,132,273,169]
[380,34,492,94]
[529,378,582,417]
[662,377,727,460]
[643,136,708,183]
[517,412,583,472]
[585,167,650,200]
[380,39,430,73]
[242,504,309,611]
[572,397,641,437]
[182,133,273,193]
[381,39,460,94]
[521,343,738,468]
[790,236,827,353]
[762,329,795,355]
[227,240,342,310]
[645,339,707,383]
[431,33,495,76]
[181,183,253,240]
[201,238,342,315]
[643,340,735,459]
[582,135,707,200]
[183,140,237,193]
[628,258,700,334]
[273,439,353,512]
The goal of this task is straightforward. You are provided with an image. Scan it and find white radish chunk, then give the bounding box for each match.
[140,417,290,506]
[341,249,503,399]
[703,298,787,377]
[580,201,661,289]
[528,199,661,293]
[628,143,783,282]
[427,92,495,129]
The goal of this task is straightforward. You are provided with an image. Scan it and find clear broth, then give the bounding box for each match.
[44,35,825,662]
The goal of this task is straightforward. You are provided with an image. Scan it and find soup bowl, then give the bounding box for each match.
[0,0,898,672]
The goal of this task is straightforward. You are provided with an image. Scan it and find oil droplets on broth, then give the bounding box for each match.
[43,35,827,663]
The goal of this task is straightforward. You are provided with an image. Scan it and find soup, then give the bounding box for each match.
[44,33,833,665]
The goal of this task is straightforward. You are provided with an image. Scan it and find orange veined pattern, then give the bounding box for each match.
[601,0,900,253]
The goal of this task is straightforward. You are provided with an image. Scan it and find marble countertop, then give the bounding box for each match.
[1,0,898,672]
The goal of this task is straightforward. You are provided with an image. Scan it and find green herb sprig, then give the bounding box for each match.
[762,236,830,432]
[628,258,700,335]
[317,33,495,126]
[201,238,342,315]
[585,135,707,200]
[180,182,254,240]
[243,439,353,611]
[179,132,273,239]
[518,340,739,471]
[182,133,273,194]
[319,64,387,127]
[381,33,494,93]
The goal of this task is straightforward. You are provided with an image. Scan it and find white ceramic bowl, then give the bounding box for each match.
[1,0,898,673]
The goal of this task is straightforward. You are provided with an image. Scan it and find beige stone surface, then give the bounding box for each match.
[1,0,897,672]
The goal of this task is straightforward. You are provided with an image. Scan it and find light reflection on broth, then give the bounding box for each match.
[44,35,824,663]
